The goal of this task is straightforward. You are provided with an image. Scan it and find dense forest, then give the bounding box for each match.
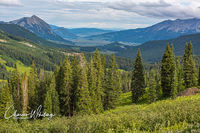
[0,41,199,119]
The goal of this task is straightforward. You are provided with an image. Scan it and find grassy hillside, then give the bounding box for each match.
[1,93,200,132]
[0,24,76,49]
[0,57,31,73]
[0,29,139,80]
[0,30,66,71]
[82,33,200,62]
[116,33,200,62]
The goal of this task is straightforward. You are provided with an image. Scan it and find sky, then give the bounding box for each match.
[0,0,200,29]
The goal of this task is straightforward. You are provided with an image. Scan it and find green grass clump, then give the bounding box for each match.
[1,94,200,132]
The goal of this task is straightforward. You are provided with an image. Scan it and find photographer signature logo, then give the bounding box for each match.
[4,105,55,120]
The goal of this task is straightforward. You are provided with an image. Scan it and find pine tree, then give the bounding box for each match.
[55,62,64,96]
[161,44,176,98]
[101,54,106,73]
[54,64,59,78]
[28,61,39,110]
[87,57,97,113]
[175,57,183,93]
[0,83,14,119]
[44,75,60,115]
[58,56,72,116]
[183,42,196,88]
[21,72,28,113]
[198,67,200,86]
[9,68,22,113]
[37,68,46,107]
[148,69,157,103]
[104,54,121,109]
[131,49,145,103]
[93,49,104,112]
[170,45,177,98]
[75,55,91,114]
[155,64,162,99]
[71,56,80,114]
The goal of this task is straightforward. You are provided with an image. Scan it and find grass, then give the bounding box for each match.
[1,93,200,132]
[0,56,31,74]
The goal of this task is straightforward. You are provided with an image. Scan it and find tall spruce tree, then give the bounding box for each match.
[71,56,80,114]
[175,57,183,93]
[21,72,28,113]
[170,45,177,98]
[148,69,157,103]
[0,83,14,119]
[58,56,72,116]
[87,57,97,113]
[93,49,104,112]
[75,55,91,114]
[155,64,162,99]
[28,61,39,110]
[9,68,22,113]
[183,42,196,88]
[44,75,60,115]
[131,49,145,103]
[198,67,200,86]
[104,54,121,109]
[37,68,46,107]
[161,44,176,98]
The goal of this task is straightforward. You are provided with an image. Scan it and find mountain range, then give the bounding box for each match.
[81,33,200,62]
[1,15,200,63]
[9,15,73,44]
[0,23,76,49]
[86,18,200,44]
[50,25,114,40]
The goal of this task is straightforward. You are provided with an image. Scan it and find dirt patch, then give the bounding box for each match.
[0,39,7,43]
[20,42,35,48]
[178,88,199,97]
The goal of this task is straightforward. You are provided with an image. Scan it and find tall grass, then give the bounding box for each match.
[1,95,200,132]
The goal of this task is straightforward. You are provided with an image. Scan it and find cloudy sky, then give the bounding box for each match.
[0,0,200,29]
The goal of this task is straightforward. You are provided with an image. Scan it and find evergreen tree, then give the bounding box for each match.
[175,57,183,93]
[148,69,157,103]
[101,54,106,73]
[155,64,162,99]
[93,49,104,112]
[87,57,97,113]
[131,49,145,103]
[9,68,22,113]
[198,67,200,86]
[44,75,60,115]
[54,64,59,78]
[104,54,121,109]
[58,56,72,116]
[161,44,176,98]
[183,42,196,88]
[0,83,14,119]
[55,62,64,97]
[170,45,177,98]
[37,68,46,107]
[28,61,39,110]
[75,55,91,114]
[21,72,28,113]
[71,56,80,114]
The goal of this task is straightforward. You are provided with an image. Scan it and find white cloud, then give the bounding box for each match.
[0,0,22,6]
[107,0,200,19]
[1,0,200,29]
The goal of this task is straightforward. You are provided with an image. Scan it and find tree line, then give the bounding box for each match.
[0,50,122,118]
[132,42,198,103]
[0,42,199,119]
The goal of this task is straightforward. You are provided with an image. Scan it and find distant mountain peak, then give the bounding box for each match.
[87,18,200,43]
[9,15,73,44]
[31,15,39,18]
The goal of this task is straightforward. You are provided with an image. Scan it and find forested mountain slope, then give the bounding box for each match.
[87,18,200,43]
